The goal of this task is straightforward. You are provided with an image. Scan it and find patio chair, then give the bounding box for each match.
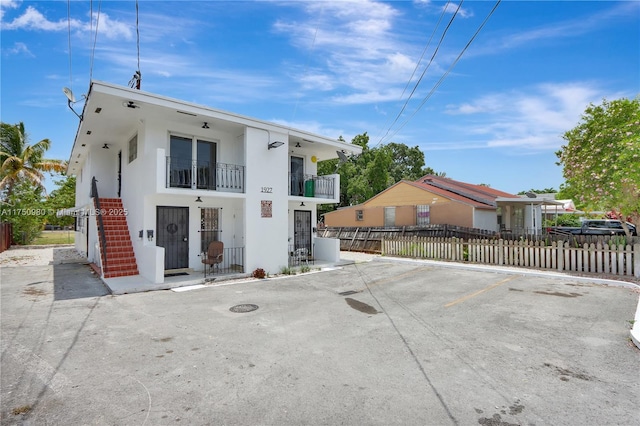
[202,241,224,277]
[293,247,309,265]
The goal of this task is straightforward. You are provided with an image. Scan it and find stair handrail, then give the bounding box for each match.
[91,177,107,272]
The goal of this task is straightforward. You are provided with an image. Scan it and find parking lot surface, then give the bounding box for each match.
[1,258,639,425]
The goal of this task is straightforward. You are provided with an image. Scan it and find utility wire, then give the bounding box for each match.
[379,0,501,146]
[373,0,452,146]
[89,0,102,83]
[67,0,73,90]
[376,0,463,147]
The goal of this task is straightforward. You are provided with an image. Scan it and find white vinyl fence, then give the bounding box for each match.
[382,237,640,279]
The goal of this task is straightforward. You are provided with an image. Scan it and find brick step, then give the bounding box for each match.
[104,270,139,279]
[103,251,135,259]
[102,243,135,250]
[103,259,138,272]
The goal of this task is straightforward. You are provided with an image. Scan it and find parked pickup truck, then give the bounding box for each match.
[547,219,637,236]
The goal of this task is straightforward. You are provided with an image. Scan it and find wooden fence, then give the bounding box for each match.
[0,222,12,254]
[320,225,496,253]
[382,236,640,279]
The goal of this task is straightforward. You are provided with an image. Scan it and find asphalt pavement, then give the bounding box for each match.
[1,258,639,425]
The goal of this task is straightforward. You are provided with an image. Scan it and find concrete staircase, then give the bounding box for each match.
[95,198,139,279]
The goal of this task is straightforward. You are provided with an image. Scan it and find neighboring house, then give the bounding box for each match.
[64,81,361,284]
[324,175,561,234]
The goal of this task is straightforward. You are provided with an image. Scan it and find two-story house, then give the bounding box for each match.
[64,80,361,285]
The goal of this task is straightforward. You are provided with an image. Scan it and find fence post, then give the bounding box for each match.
[634,244,640,278]
[557,240,564,272]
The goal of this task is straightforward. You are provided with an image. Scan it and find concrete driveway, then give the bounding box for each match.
[1,257,638,425]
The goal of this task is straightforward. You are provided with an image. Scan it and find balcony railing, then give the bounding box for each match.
[289,173,335,199]
[166,157,244,193]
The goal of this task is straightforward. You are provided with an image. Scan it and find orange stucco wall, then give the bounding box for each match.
[323,181,478,228]
[430,202,474,228]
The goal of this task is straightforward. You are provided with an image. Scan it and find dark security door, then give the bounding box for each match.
[294,210,311,251]
[290,156,304,196]
[157,206,189,270]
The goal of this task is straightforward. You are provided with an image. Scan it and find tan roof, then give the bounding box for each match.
[409,175,519,209]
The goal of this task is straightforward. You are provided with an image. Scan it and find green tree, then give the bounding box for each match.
[380,142,426,183]
[555,97,640,236]
[0,121,66,198]
[317,134,443,214]
[517,188,557,195]
[44,175,76,227]
[0,180,45,244]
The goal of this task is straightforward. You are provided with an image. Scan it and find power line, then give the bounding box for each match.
[379,0,502,146]
[67,0,73,90]
[375,0,463,147]
[373,0,452,146]
[89,0,102,83]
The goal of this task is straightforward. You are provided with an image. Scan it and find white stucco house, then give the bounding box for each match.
[64,80,361,284]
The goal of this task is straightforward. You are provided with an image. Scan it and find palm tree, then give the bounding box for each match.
[0,122,66,198]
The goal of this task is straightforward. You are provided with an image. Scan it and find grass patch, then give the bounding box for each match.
[32,231,75,245]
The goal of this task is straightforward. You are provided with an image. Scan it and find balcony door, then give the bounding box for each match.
[168,135,217,189]
[197,140,217,190]
[290,156,304,196]
[169,136,193,188]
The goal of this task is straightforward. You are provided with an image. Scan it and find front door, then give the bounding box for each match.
[157,206,189,270]
[294,210,311,251]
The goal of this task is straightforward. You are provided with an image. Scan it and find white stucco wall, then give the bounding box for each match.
[244,127,289,274]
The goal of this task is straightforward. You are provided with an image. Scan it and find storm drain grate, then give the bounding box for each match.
[229,304,259,313]
[338,290,360,296]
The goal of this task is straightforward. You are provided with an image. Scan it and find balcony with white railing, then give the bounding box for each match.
[166,157,245,193]
[289,173,338,201]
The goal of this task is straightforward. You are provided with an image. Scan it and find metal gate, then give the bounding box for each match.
[294,210,311,251]
[157,206,189,270]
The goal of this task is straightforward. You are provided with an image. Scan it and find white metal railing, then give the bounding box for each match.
[166,157,244,193]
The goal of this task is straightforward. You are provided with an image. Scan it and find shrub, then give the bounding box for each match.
[300,265,310,273]
[252,268,266,279]
[280,266,293,275]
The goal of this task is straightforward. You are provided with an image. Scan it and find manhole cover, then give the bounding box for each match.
[229,304,259,313]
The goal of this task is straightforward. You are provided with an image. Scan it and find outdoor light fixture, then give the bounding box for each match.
[195,196,203,202]
[123,101,140,109]
[202,122,210,129]
[147,230,154,241]
[268,141,284,150]
[300,202,305,207]
[102,144,109,149]
[295,142,301,148]
[138,230,143,239]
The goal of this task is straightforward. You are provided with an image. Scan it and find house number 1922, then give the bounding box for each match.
[260,187,273,193]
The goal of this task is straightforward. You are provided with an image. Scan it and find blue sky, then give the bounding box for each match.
[1,0,638,194]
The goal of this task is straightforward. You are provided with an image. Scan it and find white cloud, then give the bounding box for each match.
[86,12,133,41]
[4,41,33,57]
[442,3,473,19]
[1,4,131,40]
[443,82,611,151]
[0,0,21,21]
[273,0,420,104]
